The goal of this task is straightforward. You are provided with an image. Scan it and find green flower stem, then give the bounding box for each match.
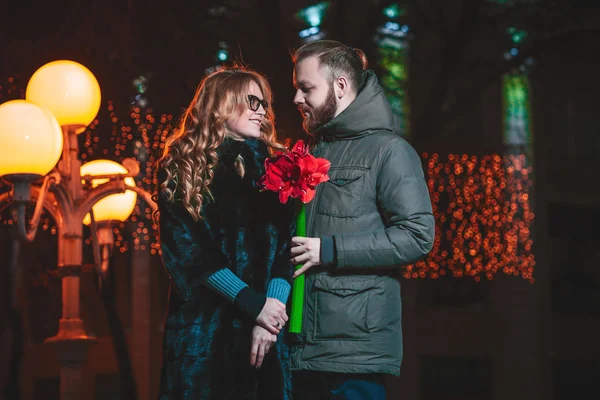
[289,203,305,333]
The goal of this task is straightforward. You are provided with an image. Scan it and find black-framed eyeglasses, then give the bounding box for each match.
[247,94,269,112]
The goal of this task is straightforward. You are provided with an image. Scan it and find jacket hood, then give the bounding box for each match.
[315,70,395,141]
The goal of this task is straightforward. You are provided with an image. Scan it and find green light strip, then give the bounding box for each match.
[378,40,409,137]
[503,73,532,146]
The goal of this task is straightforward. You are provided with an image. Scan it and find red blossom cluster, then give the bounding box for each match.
[260,140,330,204]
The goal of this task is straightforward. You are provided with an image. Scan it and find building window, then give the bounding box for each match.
[552,359,600,399]
[549,203,600,316]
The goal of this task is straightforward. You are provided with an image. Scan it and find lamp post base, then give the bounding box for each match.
[45,318,97,400]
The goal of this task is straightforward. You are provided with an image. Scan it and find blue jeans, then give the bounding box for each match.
[293,371,386,400]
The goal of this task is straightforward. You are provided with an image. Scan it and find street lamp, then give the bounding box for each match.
[26,60,101,131]
[0,100,63,178]
[0,60,153,400]
[81,159,137,285]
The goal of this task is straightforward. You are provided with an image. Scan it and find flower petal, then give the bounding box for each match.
[291,140,308,157]
[279,188,291,204]
[300,188,316,203]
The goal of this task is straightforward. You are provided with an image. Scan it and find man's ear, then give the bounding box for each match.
[335,76,350,99]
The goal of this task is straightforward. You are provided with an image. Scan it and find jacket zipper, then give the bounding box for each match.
[306,143,332,236]
[300,143,332,344]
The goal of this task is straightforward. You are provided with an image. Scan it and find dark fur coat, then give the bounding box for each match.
[157,138,295,400]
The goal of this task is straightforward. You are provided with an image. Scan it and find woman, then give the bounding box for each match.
[155,66,295,399]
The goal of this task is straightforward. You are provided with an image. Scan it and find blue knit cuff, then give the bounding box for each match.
[206,268,248,303]
[266,278,291,304]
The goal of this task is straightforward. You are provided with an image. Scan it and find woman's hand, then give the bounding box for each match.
[256,298,288,334]
[250,325,277,369]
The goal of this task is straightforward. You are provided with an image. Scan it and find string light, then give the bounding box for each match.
[404,153,535,282]
[88,102,173,254]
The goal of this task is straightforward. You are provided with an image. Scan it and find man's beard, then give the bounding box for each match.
[301,85,337,134]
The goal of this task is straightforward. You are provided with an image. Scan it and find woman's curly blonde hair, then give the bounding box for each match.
[155,66,282,222]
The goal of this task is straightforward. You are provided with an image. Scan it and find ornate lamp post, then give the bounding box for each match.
[0,60,152,400]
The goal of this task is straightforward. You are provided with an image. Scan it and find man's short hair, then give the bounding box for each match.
[292,40,368,92]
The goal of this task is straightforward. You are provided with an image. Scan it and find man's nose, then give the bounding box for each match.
[293,90,304,105]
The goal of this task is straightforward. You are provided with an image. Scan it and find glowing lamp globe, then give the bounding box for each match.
[0,100,63,177]
[81,160,137,225]
[26,60,101,131]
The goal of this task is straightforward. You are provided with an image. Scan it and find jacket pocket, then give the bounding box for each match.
[313,275,375,341]
[365,277,401,333]
[317,167,367,217]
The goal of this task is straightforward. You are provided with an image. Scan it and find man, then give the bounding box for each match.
[289,40,435,399]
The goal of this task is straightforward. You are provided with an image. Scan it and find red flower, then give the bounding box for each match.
[289,140,309,159]
[260,140,330,204]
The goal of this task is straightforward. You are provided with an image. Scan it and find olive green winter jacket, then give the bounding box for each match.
[289,70,435,376]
